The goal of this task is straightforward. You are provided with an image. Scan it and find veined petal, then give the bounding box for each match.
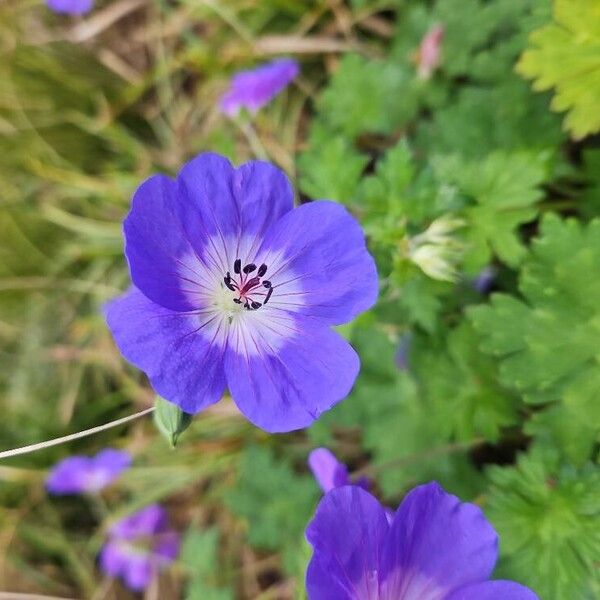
[306,486,389,600]
[446,581,539,600]
[224,316,359,433]
[124,174,200,312]
[105,289,227,414]
[380,482,498,599]
[259,201,378,325]
[177,154,293,265]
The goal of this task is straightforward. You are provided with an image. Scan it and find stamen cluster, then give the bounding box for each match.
[223,258,273,310]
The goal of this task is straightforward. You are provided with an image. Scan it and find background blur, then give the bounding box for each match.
[0,0,598,598]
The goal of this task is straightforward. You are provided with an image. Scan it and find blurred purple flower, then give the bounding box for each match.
[308,448,370,493]
[100,504,180,592]
[105,152,378,433]
[472,265,497,294]
[219,58,299,117]
[395,333,412,371]
[46,0,94,15]
[306,482,539,600]
[46,449,131,495]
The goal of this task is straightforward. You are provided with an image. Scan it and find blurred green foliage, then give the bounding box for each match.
[0,0,599,598]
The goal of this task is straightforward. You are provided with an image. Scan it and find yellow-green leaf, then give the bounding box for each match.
[516,0,600,139]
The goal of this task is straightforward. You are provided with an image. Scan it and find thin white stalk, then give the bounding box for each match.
[0,594,78,600]
[0,408,155,460]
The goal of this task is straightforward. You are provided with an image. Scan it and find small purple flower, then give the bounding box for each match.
[395,333,412,371]
[309,448,370,493]
[219,58,299,117]
[47,0,94,15]
[100,504,180,592]
[472,266,497,294]
[106,153,378,433]
[306,482,538,600]
[46,449,131,495]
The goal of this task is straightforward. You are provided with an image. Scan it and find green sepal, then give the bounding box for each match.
[153,396,193,448]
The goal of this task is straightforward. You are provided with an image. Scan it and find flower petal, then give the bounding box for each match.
[124,174,202,312]
[93,448,132,473]
[177,154,293,263]
[305,486,389,600]
[110,504,167,539]
[154,531,181,563]
[380,482,498,598]
[47,0,93,15]
[99,540,129,578]
[46,456,90,495]
[219,58,299,116]
[259,201,378,325]
[105,289,226,414]
[308,448,351,493]
[224,317,359,432]
[123,555,154,591]
[446,581,539,600]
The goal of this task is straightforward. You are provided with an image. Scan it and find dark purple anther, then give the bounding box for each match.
[224,275,236,292]
[224,261,272,311]
[264,287,273,305]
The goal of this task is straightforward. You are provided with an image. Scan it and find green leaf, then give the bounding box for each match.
[391,0,551,83]
[224,446,317,563]
[350,139,463,315]
[297,125,368,202]
[469,215,600,461]
[486,444,600,599]
[181,527,233,600]
[411,322,519,443]
[516,0,600,139]
[153,396,193,448]
[416,78,564,158]
[434,151,549,268]
[395,276,448,332]
[317,54,418,137]
[579,149,600,218]
[309,326,485,499]
[357,139,416,223]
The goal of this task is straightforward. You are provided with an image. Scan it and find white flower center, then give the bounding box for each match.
[176,235,306,357]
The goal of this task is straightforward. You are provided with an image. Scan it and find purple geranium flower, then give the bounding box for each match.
[100,504,180,592]
[219,58,299,117]
[106,152,378,433]
[306,482,538,600]
[46,449,131,495]
[309,448,370,493]
[47,0,94,15]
